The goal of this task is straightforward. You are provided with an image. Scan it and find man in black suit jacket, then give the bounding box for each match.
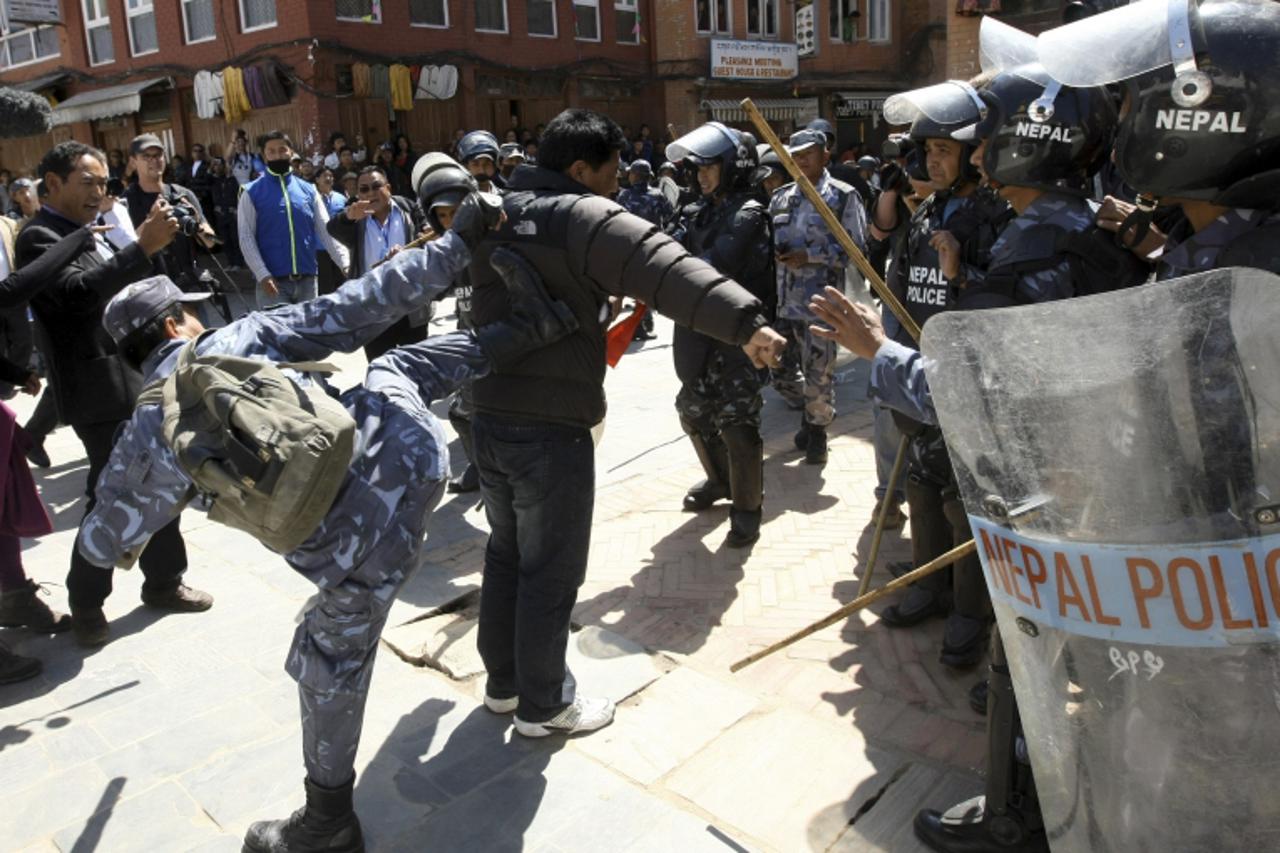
[14,141,213,647]
[326,164,432,360]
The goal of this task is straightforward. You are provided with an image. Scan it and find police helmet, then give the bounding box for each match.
[955,63,1116,196]
[884,81,985,186]
[412,152,479,232]
[806,118,837,149]
[857,155,880,171]
[456,130,500,164]
[666,121,757,194]
[657,161,678,176]
[755,143,783,173]
[1036,0,1280,207]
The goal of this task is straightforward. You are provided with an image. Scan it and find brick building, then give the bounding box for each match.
[0,0,955,175]
[654,0,948,158]
[0,0,657,173]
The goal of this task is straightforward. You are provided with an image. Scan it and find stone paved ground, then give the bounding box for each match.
[0,302,985,853]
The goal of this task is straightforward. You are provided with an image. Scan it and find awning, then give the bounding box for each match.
[51,77,171,126]
[14,72,69,93]
[701,97,820,123]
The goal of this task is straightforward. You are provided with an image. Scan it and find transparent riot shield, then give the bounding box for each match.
[921,268,1280,852]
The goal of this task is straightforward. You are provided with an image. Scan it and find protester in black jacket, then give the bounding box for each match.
[14,141,213,648]
[461,109,785,739]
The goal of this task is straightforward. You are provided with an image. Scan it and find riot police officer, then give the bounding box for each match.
[617,161,673,228]
[873,82,1013,671]
[457,130,504,193]
[666,123,775,547]
[418,153,488,493]
[906,4,1280,846]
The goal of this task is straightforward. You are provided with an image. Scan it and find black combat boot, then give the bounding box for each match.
[913,796,1048,853]
[244,776,364,853]
[805,426,828,465]
[682,427,730,511]
[474,248,578,368]
[723,425,764,548]
[446,411,480,494]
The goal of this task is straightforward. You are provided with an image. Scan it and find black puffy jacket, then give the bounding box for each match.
[469,165,769,428]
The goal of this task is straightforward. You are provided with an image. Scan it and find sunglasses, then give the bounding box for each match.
[356,180,386,193]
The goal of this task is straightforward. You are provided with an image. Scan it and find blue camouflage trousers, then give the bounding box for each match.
[771,317,838,427]
[284,341,469,787]
[675,349,765,434]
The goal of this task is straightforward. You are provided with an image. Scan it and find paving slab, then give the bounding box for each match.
[51,780,224,852]
[666,707,908,852]
[573,666,760,785]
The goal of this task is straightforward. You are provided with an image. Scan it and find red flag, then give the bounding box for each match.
[605,303,648,367]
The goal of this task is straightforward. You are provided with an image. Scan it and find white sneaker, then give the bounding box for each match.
[483,693,518,714]
[513,695,616,738]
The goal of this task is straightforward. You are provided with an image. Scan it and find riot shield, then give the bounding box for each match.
[921,268,1280,852]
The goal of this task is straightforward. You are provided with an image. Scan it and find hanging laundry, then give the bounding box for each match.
[370,65,391,100]
[414,65,459,100]
[242,64,266,109]
[257,62,291,107]
[193,70,225,119]
[222,66,252,124]
[389,64,414,112]
[352,63,372,98]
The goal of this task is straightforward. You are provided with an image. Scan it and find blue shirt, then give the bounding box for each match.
[360,205,410,275]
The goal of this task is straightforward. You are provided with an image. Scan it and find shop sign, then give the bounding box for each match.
[710,39,799,81]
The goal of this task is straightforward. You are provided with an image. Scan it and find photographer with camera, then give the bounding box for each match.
[14,140,213,647]
[124,134,229,323]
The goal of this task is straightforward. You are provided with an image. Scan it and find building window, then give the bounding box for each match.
[126,0,158,56]
[527,0,556,36]
[574,0,599,40]
[868,0,890,42]
[410,0,448,26]
[475,0,508,32]
[830,0,857,42]
[182,0,216,43]
[83,0,114,65]
[615,0,639,43]
[336,0,380,21]
[0,23,60,69]
[746,0,777,37]
[239,0,277,31]
[695,0,729,35]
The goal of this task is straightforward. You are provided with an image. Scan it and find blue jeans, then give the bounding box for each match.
[256,275,317,310]
[873,402,906,504]
[473,413,595,722]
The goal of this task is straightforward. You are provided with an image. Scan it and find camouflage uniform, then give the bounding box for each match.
[769,171,867,427]
[618,185,675,227]
[77,234,482,788]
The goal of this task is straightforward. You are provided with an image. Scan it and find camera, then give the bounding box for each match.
[168,200,201,237]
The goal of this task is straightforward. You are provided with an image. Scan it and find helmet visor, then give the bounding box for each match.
[883,81,988,128]
[980,17,1040,73]
[1037,0,1176,87]
[666,122,739,163]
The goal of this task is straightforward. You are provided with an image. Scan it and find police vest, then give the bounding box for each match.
[896,195,954,338]
[246,172,320,277]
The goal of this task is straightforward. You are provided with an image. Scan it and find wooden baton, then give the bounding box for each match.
[729,539,978,673]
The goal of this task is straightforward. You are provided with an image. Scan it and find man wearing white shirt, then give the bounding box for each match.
[238,131,350,309]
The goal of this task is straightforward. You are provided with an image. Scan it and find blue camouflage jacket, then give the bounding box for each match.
[618,185,674,227]
[769,170,868,320]
[77,233,479,588]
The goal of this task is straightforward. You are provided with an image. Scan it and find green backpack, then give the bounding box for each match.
[136,334,356,554]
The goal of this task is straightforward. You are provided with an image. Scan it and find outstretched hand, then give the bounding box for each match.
[809,286,886,360]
